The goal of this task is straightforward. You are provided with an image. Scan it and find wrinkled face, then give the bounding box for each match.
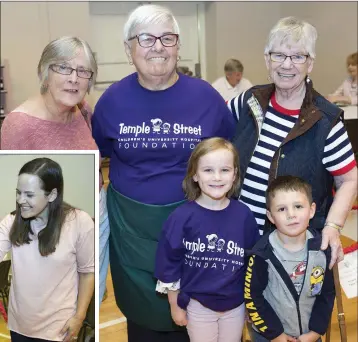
[225,71,242,87]
[347,63,357,79]
[265,40,314,91]
[193,149,237,202]
[45,48,91,109]
[267,190,316,238]
[125,23,179,79]
[16,174,55,220]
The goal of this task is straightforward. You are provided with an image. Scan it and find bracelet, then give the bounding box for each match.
[324,221,343,232]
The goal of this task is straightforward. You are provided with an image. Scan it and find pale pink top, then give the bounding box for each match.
[0,209,94,340]
[0,108,98,150]
[333,77,358,105]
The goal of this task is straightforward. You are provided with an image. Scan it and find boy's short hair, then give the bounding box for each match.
[266,175,313,210]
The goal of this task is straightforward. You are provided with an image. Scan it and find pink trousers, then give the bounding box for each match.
[186,299,245,342]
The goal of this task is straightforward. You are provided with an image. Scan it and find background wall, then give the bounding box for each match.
[0,153,95,219]
[1,1,357,110]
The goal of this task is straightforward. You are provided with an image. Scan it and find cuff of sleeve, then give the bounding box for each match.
[155,279,181,294]
[251,323,284,340]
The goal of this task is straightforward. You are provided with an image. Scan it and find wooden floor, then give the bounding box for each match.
[99,235,358,342]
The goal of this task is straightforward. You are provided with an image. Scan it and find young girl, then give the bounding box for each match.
[155,137,260,342]
[0,157,94,342]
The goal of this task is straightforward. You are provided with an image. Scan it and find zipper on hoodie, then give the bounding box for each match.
[295,252,310,336]
[270,247,307,337]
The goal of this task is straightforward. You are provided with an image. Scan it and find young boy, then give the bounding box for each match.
[244,175,335,342]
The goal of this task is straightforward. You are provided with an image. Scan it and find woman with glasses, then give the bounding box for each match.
[92,4,235,342]
[0,158,94,342]
[228,16,357,342]
[0,36,98,150]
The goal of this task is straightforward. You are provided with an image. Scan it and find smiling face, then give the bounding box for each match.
[265,40,314,92]
[193,149,237,203]
[45,48,91,110]
[16,174,56,221]
[267,189,316,238]
[125,22,179,80]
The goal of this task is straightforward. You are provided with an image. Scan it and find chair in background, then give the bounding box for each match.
[0,260,11,312]
[78,291,95,342]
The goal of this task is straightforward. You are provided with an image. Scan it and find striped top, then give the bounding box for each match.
[230,93,356,234]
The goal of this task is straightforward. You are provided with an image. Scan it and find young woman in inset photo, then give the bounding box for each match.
[0,157,94,342]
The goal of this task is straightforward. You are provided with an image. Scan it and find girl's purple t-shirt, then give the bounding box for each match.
[155,200,260,311]
[92,73,235,204]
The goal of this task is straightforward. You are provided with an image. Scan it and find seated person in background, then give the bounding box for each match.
[177,65,194,76]
[245,175,335,342]
[327,52,357,105]
[212,58,253,102]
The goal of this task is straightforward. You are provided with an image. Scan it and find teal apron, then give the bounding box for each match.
[107,184,186,331]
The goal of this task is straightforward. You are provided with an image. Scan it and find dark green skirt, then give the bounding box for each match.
[107,184,186,331]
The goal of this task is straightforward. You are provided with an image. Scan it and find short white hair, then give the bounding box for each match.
[123,4,180,43]
[264,17,318,58]
[38,36,97,94]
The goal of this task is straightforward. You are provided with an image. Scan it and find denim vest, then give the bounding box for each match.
[233,82,343,231]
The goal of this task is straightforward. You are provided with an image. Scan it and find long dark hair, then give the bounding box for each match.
[10,158,74,256]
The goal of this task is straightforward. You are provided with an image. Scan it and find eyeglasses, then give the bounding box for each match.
[128,33,179,48]
[269,52,309,64]
[49,64,93,79]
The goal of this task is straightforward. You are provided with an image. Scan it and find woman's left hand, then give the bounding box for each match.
[321,225,344,269]
[60,315,84,342]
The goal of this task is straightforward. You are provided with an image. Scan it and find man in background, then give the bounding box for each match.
[212,58,253,102]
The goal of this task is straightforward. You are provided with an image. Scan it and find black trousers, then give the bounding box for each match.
[127,319,190,342]
[10,331,55,342]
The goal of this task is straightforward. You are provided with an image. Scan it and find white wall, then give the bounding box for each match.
[205,2,282,84]
[0,153,95,219]
[205,2,357,95]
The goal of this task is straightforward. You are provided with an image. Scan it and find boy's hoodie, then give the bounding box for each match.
[244,229,335,340]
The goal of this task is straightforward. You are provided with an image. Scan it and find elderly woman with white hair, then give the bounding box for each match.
[1,36,98,150]
[228,16,357,342]
[92,4,235,342]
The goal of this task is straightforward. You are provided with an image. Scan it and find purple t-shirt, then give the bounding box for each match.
[92,73,235,204]
[155,200,260,311]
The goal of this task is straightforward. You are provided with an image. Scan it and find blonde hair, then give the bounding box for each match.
[37,36,97,94]
[183,137,240,201]
[264,16,318,58]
